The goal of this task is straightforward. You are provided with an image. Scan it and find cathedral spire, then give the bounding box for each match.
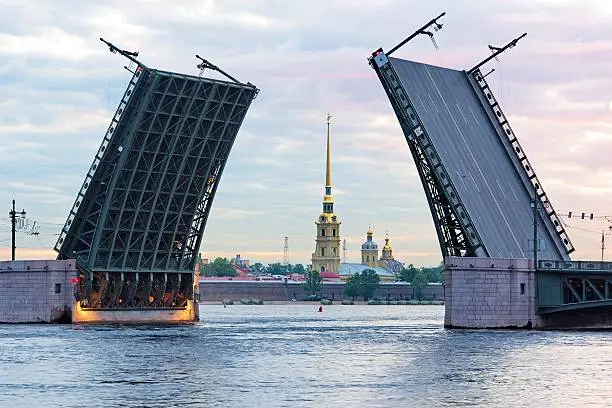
[322,113,334,214]
[326,113,332,188]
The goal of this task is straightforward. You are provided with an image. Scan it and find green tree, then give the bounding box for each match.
[344,273,360,300]
[398,264,418,283]
[265,263,295,275]
[359,269,380,301]
[303,270,322,294]
[200,257,237,277]
[411,270,428,300]
[265,263,286,275]
[422,263,444,283]
[250,262,264,274]
[291,264,307,275]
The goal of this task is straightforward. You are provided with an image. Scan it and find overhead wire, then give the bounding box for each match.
[561,217,612,236]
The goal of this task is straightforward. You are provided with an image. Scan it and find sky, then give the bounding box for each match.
[1,0,612,267]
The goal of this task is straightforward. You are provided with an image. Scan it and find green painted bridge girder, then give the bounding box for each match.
[538,299,612,315]
[537,267,612,314]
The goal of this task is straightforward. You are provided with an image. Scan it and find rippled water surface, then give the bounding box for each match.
[1,305,611,407]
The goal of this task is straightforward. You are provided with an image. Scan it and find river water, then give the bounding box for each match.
[0,305,611,407]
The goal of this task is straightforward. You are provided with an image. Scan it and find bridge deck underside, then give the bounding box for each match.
[56,70,257,274]
[390,58,565,260]
[55,66,257,309]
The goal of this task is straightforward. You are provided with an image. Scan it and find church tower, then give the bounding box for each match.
[381,232,394,260]
[311,113,341,273]
[361,227,379,267]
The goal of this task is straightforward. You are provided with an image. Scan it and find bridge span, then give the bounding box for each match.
[54,40,258,323]
[370,14,611,328]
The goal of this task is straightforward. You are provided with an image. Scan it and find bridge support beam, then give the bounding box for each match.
[444,257,541,329]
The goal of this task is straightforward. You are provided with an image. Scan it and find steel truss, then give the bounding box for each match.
[563,277,612,304]
[369,51,486,258]
[56,60,258,309]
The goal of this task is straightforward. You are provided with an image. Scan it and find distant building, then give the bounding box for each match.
[339,263,394,281]
[377,233,404,274]
[339,229,405,282]
[230,254,250,268]
[198,253,209,265]
[320,271,342,282]
[361,227,378,267]
[311,114,341,274]
[308,115,405,282]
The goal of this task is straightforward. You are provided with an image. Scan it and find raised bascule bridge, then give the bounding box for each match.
[54,39,258,323]
[369,13,612,328]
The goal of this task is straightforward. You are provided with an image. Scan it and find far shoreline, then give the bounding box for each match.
[199,300,443,306]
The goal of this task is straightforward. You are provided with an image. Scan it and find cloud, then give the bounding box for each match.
[1,0,611,267]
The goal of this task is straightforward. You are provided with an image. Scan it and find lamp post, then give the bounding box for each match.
[8,199,26,261]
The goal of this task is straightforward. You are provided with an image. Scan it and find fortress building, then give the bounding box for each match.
[338,229,405,282]
[308,114,405,281]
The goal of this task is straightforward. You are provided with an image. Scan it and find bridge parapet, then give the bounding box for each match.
[538,260,612,274]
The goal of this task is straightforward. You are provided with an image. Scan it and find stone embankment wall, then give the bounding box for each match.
[199,281,444,302]
[0,260,76,323]
[444,257,542,329]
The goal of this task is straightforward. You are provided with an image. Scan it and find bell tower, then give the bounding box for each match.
[361,227,379,267]
[311,113,341,273]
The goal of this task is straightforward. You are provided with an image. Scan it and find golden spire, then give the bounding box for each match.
[322,113,335,214]
[325,113,332,187]
[383,231,392,250]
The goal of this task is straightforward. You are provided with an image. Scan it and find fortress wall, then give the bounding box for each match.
[199,281,443,302]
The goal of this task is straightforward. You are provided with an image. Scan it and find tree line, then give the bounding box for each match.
[199,257,444,297]
[198,257,309,278]
[302,269,382,301]
[302,263,443,301]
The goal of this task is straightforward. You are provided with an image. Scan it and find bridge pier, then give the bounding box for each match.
[445,257,612,329]
[444,257,542,329]
[0,260,75,323]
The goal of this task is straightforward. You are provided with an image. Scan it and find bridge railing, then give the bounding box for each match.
[470,69,575,256]
[54,67,145,255]
[538,259,612,273]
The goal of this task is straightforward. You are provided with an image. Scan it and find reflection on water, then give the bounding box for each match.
[0,305,611,407]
